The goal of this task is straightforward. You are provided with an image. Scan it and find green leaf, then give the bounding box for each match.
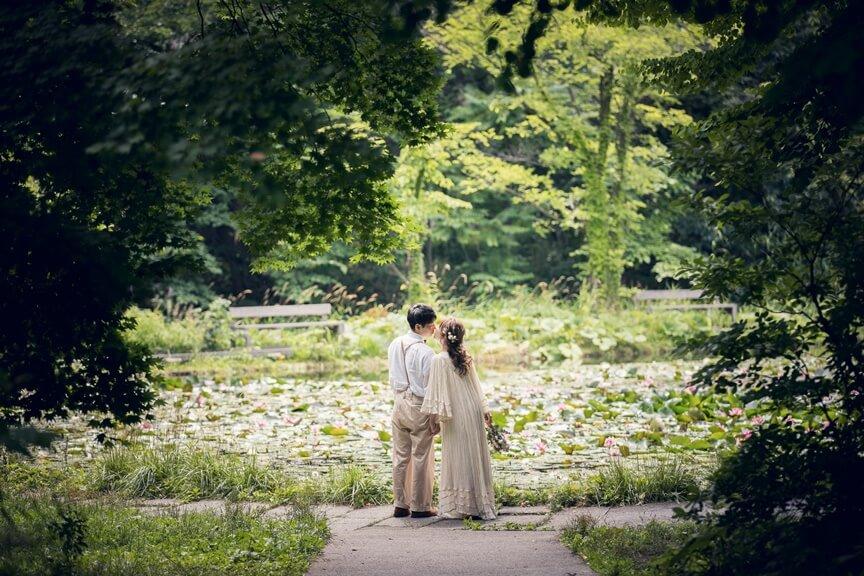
[322,425,349,436]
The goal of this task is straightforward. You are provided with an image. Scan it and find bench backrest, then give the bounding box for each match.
[633,289,704,302]
[229,303,332,319]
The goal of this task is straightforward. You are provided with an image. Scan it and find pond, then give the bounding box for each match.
[43,359,749,488]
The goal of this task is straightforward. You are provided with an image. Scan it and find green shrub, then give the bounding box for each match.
[201,297,238,350]
[124,307,206,353]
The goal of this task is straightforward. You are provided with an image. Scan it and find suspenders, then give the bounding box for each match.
[400,337,422,391]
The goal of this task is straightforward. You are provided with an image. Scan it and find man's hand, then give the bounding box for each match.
[483,413,492,428]
[429,415,441,435]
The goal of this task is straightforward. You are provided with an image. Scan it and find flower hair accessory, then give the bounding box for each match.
[444,330,458,342]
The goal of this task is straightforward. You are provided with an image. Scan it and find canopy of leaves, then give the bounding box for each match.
[0,0,445,447]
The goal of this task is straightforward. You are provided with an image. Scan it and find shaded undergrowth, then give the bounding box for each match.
[0,496,328,576]
[561,515,698,576]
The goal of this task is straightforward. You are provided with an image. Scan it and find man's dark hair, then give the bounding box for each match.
[407,303,436,330]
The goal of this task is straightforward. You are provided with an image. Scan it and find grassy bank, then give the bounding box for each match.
[4,445,704,510]
[561,517,698,576]
[0,496,328,576]
[0,445,703,509]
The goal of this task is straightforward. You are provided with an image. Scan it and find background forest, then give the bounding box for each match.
[150,4,713,311]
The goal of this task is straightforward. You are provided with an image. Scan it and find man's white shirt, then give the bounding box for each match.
[388,331,435,398]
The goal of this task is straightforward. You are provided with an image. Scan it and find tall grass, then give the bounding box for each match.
[317,465,391,508]
[91,444,286,501]
[10,446,703,511]
[89,444,391,507]
[584,459,701,506]
[549,458,703,510]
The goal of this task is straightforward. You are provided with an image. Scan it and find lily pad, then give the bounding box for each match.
[322,425,349,436]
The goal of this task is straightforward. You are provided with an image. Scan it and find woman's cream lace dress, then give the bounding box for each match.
[421,353,497,520]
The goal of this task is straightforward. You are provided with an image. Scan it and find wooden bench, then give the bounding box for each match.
[633,289,738,321]
[229,303,346,347]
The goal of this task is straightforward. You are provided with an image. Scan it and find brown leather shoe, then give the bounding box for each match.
[410,509,437,518]
[393,507,410,518]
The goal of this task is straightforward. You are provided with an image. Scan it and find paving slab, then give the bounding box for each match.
[483,513,550,529]
[315,504,354,518]
[499,505,550,515]
[548,502,683,530]
[375,515,444,528]
[307,526,595,576]
[341,505,393,519]
[175,500,270,514]
[134,498,182,507]
[426,518,467,530]
[326,505,394,534]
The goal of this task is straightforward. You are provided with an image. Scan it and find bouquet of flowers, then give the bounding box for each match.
[486,420,509,453]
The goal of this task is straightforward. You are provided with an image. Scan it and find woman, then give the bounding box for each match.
[421,317,497,520]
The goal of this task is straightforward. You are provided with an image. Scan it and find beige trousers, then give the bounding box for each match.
[391,390,435,511]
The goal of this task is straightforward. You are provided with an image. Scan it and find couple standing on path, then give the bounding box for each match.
[387,303,497,521]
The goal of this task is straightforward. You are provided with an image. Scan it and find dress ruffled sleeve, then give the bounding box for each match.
[420,355,452,421]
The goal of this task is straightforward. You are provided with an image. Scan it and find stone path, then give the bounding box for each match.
[131,499,685,576]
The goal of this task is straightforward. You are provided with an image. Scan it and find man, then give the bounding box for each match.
[388,303,439,518]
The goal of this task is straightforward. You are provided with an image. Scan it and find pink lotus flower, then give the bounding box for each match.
[603,437,617,448]
[533,440,547,454]
[735,428,752,446]
[195,394,205,407]
[684,385,698,395]
[728,407,744,417]
[139,421,153,430]
[556,403,567,412]
[751,415,766,426]
[642,377,656,387]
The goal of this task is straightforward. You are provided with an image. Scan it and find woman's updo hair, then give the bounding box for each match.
[438,317,472,376]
